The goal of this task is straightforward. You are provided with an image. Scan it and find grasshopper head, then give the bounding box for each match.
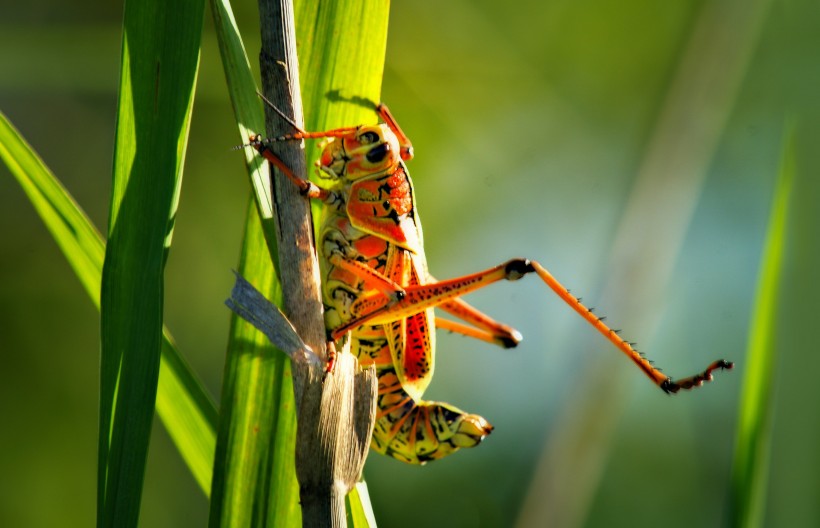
[318,124,400,181]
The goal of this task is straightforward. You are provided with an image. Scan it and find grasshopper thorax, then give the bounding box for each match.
[319,124,401,181]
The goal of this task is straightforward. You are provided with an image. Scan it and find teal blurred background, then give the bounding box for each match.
[2,0,818,526]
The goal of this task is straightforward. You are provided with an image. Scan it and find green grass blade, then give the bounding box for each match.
[0,111,218,494]
[729,126,794,528]
[347,482,378,528]
[209,0,271,221]
[207,0,388,525]
[157,337,219,495]
[207,0,297,524]
[209,206,297,527]
[296,0,390,160]
[99,0,206,524]
[0,110,105,300]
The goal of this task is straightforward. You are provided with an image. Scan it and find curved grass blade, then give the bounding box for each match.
[207,0,388,525]
[0,111,218,494]
[729,125,794,528]
[98,0,206,524]
[0,110,104,298]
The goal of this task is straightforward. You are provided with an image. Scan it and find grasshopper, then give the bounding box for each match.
[244,103,732,464]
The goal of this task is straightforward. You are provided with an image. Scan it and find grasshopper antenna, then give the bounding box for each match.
[230,92,307,152]
[256,90,306,134]
[231,139,261,151]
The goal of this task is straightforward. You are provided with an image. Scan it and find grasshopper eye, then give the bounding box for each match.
[359,131,379,145]
[366,142,390,163]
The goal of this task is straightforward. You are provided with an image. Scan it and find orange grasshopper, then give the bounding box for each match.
[245,103,733,465]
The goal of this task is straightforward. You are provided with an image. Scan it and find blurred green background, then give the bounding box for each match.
[2,0,818,526]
